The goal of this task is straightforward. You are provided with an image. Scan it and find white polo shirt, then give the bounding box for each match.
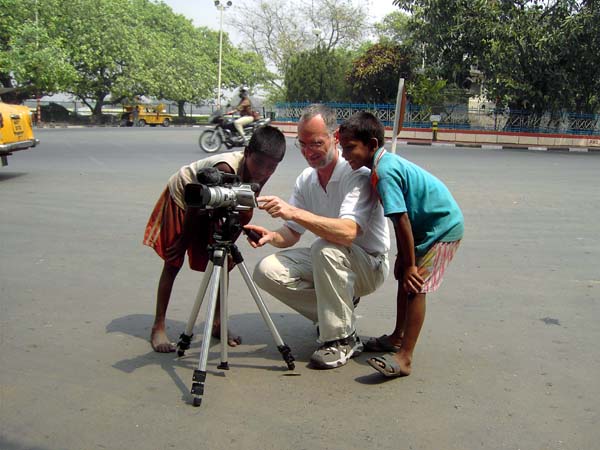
[285,151,390,256]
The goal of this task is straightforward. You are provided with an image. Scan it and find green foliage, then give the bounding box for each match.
[346,42,414,103]
[1,0,271,116]
[392,0,600,113]
[3,0,597,113]
[231,0,369,97]
[407,75,447,107]
[1,0,75,98]
[285,46,352,102]
[373,10,412,44]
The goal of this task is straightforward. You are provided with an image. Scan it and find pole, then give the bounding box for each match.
[216,5,224,110]
[391,78,406,154]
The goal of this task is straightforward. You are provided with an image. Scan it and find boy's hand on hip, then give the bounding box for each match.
[402,265,424,294]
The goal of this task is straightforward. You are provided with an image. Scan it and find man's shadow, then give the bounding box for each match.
[106,312,314,402]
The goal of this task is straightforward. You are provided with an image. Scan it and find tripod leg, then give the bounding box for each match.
[190,261,222,407]
[217,262,229,370]
[236,261,296,370]
[176,262,214,357]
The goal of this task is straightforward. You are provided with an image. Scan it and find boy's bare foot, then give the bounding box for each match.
[150,327,176,353]
[211,323,242,347]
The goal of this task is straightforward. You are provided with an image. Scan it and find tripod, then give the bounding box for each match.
[176,211,295,407]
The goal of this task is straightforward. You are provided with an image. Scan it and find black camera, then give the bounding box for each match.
[184,168,259,211]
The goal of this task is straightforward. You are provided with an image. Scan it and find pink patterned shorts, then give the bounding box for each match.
[418,240,461,293]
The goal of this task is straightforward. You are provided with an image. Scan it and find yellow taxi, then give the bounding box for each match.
[120,103,173,127]
[0,88,39,167]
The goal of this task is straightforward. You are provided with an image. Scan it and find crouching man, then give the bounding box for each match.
[245,104,390,369]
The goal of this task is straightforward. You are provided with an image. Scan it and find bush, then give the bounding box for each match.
[40,102,71,121]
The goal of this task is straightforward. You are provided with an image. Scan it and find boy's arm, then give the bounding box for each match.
[390,213,423,293]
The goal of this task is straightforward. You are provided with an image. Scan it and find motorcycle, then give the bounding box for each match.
[198,112,272,153]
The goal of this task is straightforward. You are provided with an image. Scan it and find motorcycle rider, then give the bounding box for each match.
[226,86,255,145]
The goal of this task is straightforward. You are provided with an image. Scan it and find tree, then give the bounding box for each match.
[373,10,412,44]
[230,0,369,97]
[347,42,414,103]
[0,0,76,100]
[285,46,352,102]
[55,0,152,116]
[392,0,600,113]
[134,4,271,116]
[1,0,271,117]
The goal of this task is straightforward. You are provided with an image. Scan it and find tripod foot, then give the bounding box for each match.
[277,344,296,370]
[177,332,193,357]
[190,369,206,407]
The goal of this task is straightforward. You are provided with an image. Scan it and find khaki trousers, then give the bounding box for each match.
[234,115,254,139]
[253,238,388,342]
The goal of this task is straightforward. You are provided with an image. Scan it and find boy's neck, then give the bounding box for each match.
[367,146,384,169]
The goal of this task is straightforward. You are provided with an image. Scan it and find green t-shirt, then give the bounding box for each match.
[372,148,464,256]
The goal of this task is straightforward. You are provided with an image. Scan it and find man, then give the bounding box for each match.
[144,125,286,352]
[245,104,390,369]
[226,87,254,145]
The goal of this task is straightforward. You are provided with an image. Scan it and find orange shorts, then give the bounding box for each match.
[143,188,211,271]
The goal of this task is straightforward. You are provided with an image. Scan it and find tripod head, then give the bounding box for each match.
[212,208,243,244]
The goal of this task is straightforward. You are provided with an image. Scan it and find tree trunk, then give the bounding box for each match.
[177,100,186,117]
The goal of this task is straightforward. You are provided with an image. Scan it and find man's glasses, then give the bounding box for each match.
[294,139,328,151]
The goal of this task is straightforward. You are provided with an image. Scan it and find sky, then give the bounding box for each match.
[160,0,399,43]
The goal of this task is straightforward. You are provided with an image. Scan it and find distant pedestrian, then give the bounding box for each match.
[132,105,140,127]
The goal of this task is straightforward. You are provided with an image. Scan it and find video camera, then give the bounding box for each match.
[184,168,259,211]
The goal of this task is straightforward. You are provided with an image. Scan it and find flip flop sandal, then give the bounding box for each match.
[367,353,409,378]
[362,334,401,353]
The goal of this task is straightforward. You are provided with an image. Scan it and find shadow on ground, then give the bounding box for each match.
[106,312,315,404]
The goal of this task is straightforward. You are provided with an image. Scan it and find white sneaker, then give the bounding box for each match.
[309,332,363,369]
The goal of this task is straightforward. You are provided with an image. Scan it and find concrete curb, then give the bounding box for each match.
[400,140,600,153]
[35,124,203,129]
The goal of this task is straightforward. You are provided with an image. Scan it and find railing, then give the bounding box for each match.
[19,98,600,136]
[274,102,600,136]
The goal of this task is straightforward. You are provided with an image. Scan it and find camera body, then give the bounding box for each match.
[184,168,258,211]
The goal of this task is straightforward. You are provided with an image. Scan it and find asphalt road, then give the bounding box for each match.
[1,127,599,450]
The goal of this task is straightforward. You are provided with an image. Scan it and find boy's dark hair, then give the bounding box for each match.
[247,125,286,161]
[339,112,385,148]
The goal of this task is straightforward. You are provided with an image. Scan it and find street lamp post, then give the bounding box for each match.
[214,1,232,110]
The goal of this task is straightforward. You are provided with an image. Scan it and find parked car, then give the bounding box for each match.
[120,103,172,127]
[0,88,39,167]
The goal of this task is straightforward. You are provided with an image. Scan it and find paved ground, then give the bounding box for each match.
[1,128,599,450]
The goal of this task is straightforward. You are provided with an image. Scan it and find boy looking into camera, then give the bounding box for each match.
[143,126,286,352]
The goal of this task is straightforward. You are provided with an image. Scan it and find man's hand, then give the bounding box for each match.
[257,195,297,221]
[243,224,274,248]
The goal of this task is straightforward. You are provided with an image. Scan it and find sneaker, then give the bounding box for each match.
[309,332,364,369]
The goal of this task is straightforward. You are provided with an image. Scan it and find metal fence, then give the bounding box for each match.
[22,99,220,123]
[20,99,600,135]
[274,102,600,136]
